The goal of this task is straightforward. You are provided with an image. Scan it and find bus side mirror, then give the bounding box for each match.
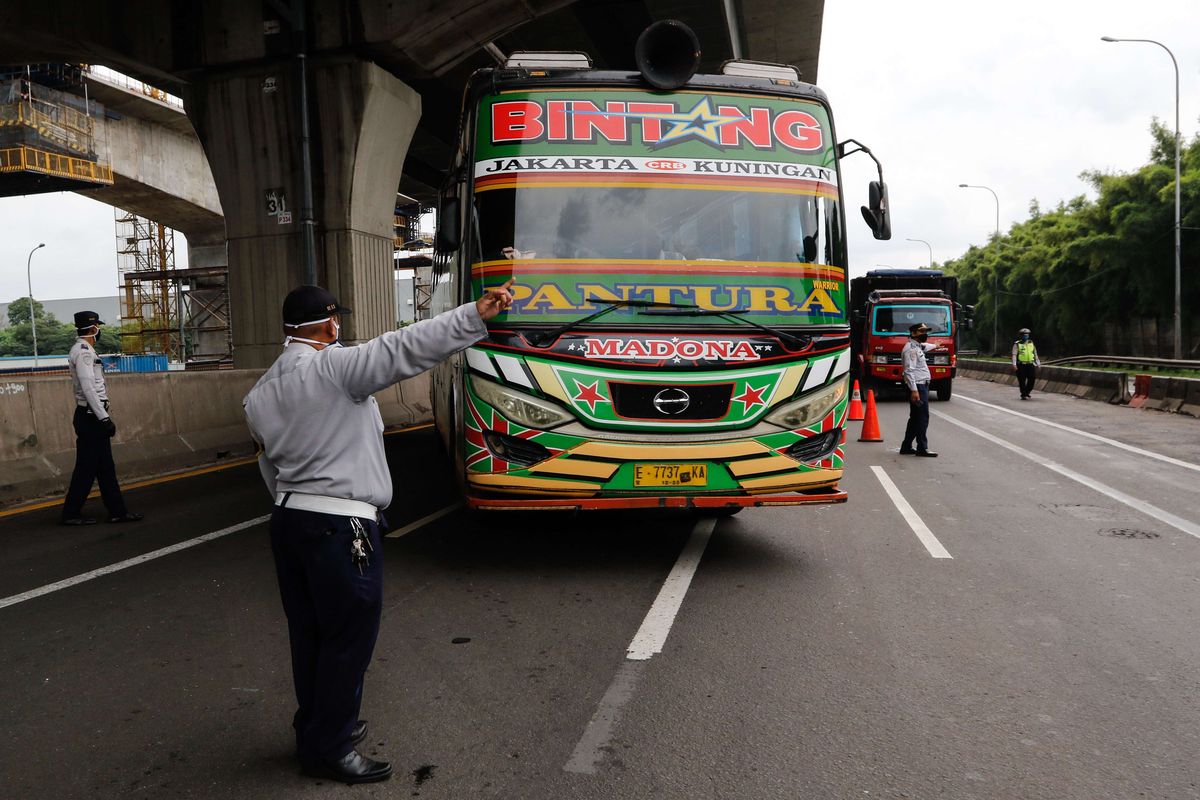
[435,194,461,253]
[860,180,891,240]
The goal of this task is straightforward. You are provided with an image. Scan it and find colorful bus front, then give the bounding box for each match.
[429,43,890,511]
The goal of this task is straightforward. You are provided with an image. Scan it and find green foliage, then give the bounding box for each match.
[6,296,44,326]
[0,296,78,356]
[943,121,1200,356]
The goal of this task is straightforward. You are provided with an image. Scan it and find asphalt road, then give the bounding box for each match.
[2,377,1199,799]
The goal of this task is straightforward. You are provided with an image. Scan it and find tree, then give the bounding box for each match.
[943,120,1199,357]
[6,296,45,326]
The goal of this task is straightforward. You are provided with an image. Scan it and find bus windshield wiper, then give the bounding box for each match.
[641,307,810,348]
[526,296,699,347]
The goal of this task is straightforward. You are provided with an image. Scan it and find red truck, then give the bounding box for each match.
[849,269,972,401]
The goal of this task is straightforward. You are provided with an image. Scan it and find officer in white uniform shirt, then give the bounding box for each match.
[243,281,513,785]
[899,322,939,457]
[60,310,143,526]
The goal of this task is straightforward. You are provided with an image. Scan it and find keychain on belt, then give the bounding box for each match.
[349,517,373,575]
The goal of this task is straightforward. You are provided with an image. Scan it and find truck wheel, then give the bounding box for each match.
[934,379,952,401]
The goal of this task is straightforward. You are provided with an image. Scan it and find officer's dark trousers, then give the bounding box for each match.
[62,407,127,518]
[1017,363,1037,397]
[270,507,383,762]
[902,383,930,451]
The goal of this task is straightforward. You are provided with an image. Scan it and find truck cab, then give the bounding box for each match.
[849,270,971,402]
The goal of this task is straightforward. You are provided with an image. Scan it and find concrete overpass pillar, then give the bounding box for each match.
[185,59,420,368]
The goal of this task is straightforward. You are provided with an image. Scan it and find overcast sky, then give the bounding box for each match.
[0,0,1196,304]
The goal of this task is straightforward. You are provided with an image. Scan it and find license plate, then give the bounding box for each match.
[633,463,708,487]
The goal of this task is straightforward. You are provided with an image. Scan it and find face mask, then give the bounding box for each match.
[283,317,342,349]
[915,333,928,343]
[1022,334,1030,340]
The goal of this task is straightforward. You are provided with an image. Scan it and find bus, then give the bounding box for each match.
[429,21,891,512]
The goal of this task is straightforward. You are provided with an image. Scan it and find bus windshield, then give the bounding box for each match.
[470,88,847,329]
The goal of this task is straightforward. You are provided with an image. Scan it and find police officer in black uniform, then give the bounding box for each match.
[60,311,143,526]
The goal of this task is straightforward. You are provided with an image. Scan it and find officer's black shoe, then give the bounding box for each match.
[301,750,392,784]
[108,512,144,523]
[898,447,917,455]
[350,720,368,745]
[60,516,98,526]
[914,450,939,458]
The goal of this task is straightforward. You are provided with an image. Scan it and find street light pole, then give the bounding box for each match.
[1101,36,1182,359]
[906,237,933,268]
[959,184,1001,353]
[25,242,45,370]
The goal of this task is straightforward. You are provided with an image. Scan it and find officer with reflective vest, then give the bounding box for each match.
[59,310,143,526]
[1011,327,1040,400]
[243,280,513,785]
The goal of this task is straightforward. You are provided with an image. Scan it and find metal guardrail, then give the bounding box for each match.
[1044,354,1200,371]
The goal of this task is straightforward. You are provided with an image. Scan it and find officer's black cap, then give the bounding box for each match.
[282,285,352,326]
[909,322,930,334]
[74,310,104,330]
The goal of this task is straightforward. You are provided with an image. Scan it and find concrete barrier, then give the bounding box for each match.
[958,359,1200,416]
[1181,379,1200,418]
[0,369,434,506]
[958,360,1126,404]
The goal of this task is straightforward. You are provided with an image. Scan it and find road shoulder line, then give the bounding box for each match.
[935,409,1200,540]
[956,393,1200,474]
[0,515,271,611]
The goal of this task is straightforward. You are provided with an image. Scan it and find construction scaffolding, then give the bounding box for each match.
[115,210,233,365]
[0,65,113,196]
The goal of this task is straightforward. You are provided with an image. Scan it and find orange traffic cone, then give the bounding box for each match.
[858,389,883,442]
[847,379,864,421]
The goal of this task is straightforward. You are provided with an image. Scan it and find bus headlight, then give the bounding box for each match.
[764,377,848,430]
[929,353,950,365]
[470,375,574,430]
[871,355,889,364]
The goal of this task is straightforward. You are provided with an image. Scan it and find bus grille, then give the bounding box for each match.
[608,382,733,421]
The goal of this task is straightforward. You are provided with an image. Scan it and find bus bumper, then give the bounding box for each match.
[465,486,847,511]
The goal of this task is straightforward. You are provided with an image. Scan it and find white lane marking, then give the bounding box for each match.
[0,515,271,611]
[563,660,647,774]
[957,393,1200,475]
[626,517,715,660]
[565,517,715,774]
[935,410,1200,540]
[870,466,953,559]
[384,503,459,539]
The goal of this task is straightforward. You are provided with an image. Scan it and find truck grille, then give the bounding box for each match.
[609,382,733,421]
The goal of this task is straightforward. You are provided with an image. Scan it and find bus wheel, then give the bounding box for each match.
[934,379,952,401]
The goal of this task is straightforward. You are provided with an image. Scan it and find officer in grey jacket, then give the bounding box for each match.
[60,310,143,526]
[243,281,513,785]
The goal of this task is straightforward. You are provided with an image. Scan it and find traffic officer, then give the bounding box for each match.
[1011,327,1040,399]
[899,322,938,457]
[243,280,513,785]
[60,311,143,526]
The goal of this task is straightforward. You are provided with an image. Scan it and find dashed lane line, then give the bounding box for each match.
[565,516,715,774]
[384,503,459,538]
[870,466,953,559]
[956,393,1200,475]
[935,410,1200,540]
[0,515,271,611]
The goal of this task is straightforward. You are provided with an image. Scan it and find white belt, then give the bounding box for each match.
[275,492,377,519]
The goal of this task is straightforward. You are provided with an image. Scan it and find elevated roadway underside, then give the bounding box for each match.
[0,0,825,204]
[3,377,1200,799]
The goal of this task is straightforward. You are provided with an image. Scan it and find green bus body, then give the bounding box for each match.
[430,67,854,511]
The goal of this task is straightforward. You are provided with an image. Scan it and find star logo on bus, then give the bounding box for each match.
[572,379,610,413]
[732,382,769,414]
[655,98,742,148]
